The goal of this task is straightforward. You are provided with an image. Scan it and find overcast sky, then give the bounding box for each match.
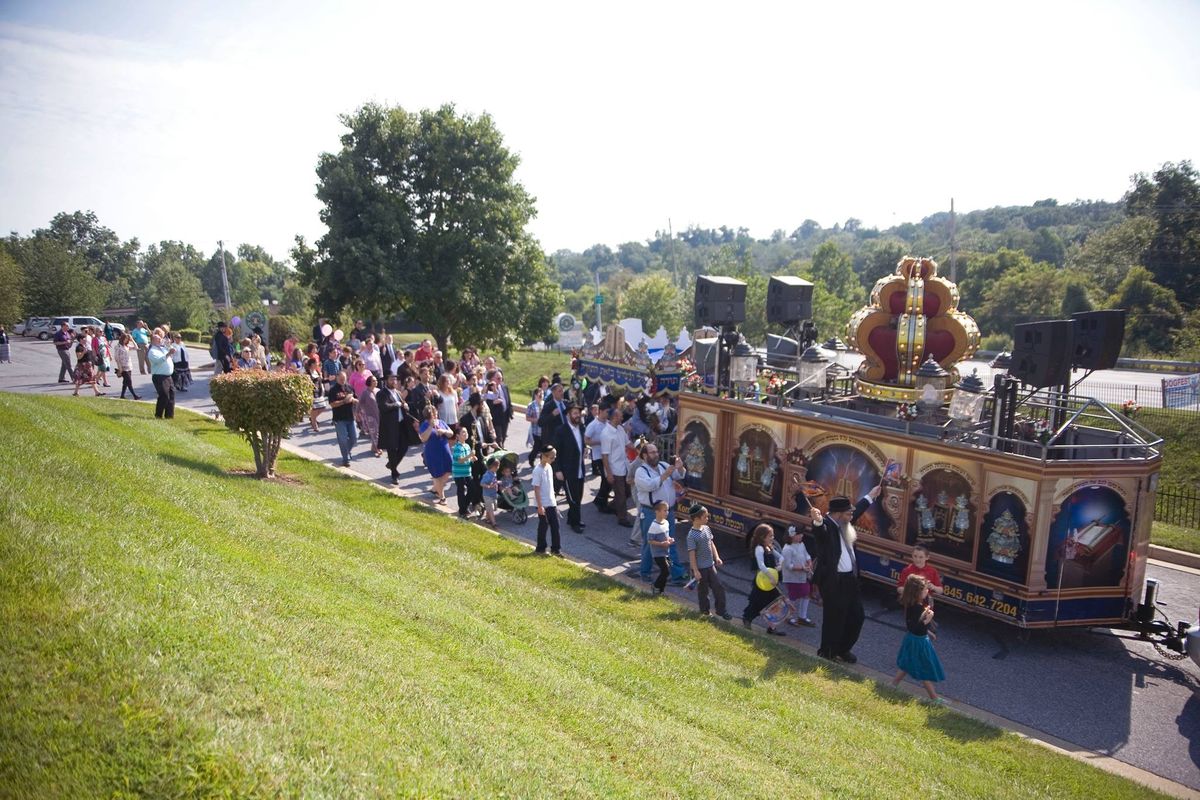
[2,0,1197,262]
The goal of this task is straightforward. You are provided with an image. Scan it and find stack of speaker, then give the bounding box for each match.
[766,276,814,325]
[1010,310,1126,388]
[694,276,747,327]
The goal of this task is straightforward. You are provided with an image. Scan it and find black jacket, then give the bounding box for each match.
[812,496,871,587]
[538,395,567,441]
[552,420,587,481]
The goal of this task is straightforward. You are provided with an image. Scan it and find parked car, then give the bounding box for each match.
[15,317,50,336]
[26,318,58,340]
[51,317,125,336]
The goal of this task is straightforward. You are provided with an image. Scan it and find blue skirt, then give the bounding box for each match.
[896,633,945,682]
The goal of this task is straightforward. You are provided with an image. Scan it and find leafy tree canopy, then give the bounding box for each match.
[303,103,560,353]
[1109,266,1184,354]
[7,235,106,316]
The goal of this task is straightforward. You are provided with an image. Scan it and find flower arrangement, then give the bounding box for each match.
[761,370,785,395]
[1032,418,1053,445]
[684,371,705,391]
[897,403,919,421]
[1120,399,1141,418]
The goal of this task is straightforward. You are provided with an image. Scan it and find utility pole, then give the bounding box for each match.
[949,198,957,283]
[595,270,603,331]
[668,217,680,288]
[218,240,232,313]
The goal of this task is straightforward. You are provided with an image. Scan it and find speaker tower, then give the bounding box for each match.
[694,276,747,327]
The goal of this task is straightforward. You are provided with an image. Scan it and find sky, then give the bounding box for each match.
[1,0,1198,262]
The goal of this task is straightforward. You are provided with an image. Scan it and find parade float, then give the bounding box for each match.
[573,322,686,397]
[676,257,1188,648]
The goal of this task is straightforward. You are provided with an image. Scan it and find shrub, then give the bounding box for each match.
[210,370,312,478]
[267,314,308,353]
[178,328,202,343]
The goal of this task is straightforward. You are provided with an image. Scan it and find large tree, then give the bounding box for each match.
[618,273,683,337]
[1124,160,1200,307]
[39,211,140,307]
[8,235,107,316]
[141,260,214,330]
[303,103,560,353]
[0,244,24,325]
[1108,267,1184,354]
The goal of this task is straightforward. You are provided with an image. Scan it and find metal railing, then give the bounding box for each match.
[1155,486,1200,530]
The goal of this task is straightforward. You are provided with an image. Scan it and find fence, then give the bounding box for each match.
[1155,486,1200,530]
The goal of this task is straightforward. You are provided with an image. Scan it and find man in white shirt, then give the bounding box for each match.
[633,442,687,584]
[584,403,611,512]
[601,407,632,527]
[531,446,562,556]
[360,337,383,379]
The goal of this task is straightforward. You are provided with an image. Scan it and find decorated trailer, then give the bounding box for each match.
[675,256,1168,631]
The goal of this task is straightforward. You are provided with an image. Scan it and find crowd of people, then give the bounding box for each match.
[36,314,948,701]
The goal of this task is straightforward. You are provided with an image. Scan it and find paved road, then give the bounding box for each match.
[3,337,1199,791]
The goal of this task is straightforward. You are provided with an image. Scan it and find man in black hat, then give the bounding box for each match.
[553,402,588,532]
[810,485,880,663]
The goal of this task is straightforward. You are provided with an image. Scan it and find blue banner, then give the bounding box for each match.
[578,359,650,392]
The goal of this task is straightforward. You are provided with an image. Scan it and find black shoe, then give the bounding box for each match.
[594,505,613,514]
[617,520,633,528]
[721,613,733,621]
[570,525,585,534]
[576,522,587,529]
[551,551,563,558]
[837,652,858,664]
[342,460,350,467]
[534,549,547,556]
[767,628,787,636]
[742,619,752,630]
[817,649,833,660]
[132,395,141,400]
[391,475,399,485]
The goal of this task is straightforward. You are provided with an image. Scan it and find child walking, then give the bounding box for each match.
[686,504,730,620]
[780,526,815,626]
[647,500,674,595]
[892,574,946,704]
[451,426,475,518]
[480,457,500,527]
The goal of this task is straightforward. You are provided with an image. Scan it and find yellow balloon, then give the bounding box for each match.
[755,568,779,591]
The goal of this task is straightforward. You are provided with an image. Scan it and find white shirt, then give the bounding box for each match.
[568,423,585,479]
[633,460,682,508]
[584,418,607,461]
[600,423,630,477]
[361,346,382,374]
[439,391,458,425]
[832,520,855,573]
[531,462,556,509]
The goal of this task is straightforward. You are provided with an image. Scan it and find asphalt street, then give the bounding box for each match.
[3,336,1198,791]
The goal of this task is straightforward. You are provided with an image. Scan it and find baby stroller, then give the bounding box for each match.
[490,449,529,524]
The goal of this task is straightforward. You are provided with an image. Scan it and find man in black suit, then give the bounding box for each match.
[379,336,398,379]
[376,373,408,485]
[458,392,496,507]
[553,403,588,533]
[811,486,879,664]
[486,369,515,447]
[538,382,568,493]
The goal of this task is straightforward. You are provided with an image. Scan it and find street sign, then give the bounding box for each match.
[595,294,604,305]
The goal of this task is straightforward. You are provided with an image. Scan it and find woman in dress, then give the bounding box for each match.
[436,373,459,431]
[418,405,455,504]
[72,343,103,396]
[306,356,327,432]
[357,374,382,456]
[742,524,786,636]
[170,332,192,392]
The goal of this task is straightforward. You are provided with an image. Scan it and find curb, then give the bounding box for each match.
[177,406,1200,798]
[1150,544,1200,571]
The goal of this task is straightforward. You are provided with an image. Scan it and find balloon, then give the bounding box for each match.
[230,316,241,327]
[333,329,344,342]
[321,323,333,337]
[755,568,779,592]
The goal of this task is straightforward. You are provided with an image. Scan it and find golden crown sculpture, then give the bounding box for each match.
[846,256,980,404]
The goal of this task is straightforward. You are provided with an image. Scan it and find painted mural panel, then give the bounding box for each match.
[1044,480,1133,589]
[677,408,718,496]
[975,474,1037,584]
[783,431,898,538]
[727,414,788,509]
[906,452,981,563]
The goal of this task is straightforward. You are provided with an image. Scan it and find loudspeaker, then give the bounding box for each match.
[767,276,814,324]
[694,276,746,327]
[1072,310,1125,370]
[1011,320,1074,388]
[765,334,800,368]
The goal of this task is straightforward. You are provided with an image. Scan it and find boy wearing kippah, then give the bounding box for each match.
[686,504,730,620]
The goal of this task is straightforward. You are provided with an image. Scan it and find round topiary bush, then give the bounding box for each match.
[210,370,313,477]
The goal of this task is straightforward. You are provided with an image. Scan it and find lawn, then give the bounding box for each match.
[0,394,1167,798]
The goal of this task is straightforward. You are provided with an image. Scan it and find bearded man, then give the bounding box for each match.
[810,484,880,663]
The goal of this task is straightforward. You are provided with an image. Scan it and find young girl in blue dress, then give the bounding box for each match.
[892,573,946,704]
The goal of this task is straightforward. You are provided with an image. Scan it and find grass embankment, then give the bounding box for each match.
[1135,407,1200,554]
[0,395,1166,798]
